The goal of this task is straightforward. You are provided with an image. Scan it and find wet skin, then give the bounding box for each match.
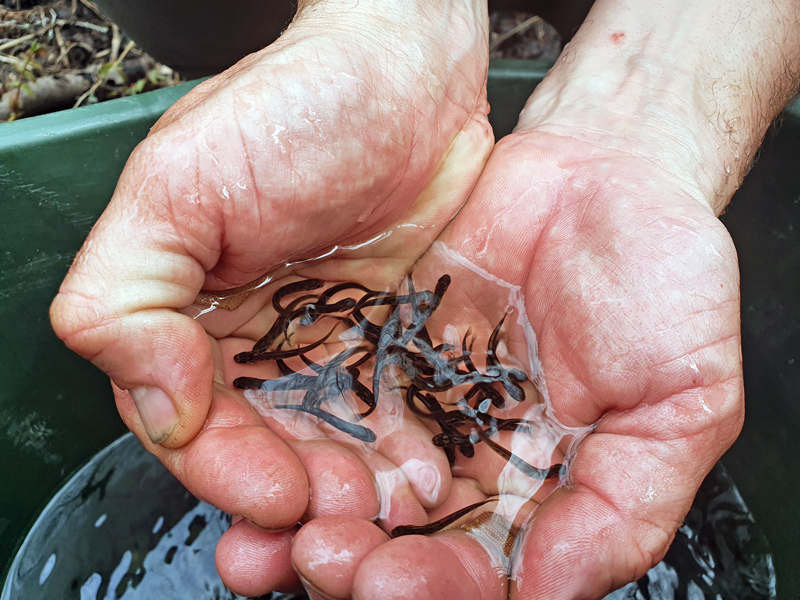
[279,130,744,600]
[231,275,563,497]
[50,0,497,594]
[49,0,747,596]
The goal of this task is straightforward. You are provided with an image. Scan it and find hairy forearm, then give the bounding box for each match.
[519,0,800,213]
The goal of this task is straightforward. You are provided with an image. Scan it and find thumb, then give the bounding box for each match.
[50,170,216,448]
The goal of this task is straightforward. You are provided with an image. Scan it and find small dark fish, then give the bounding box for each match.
[271,279,324,315]
[298,297,357,325]
[234,325,337,364]
[251,293,319,355]
[273,404,377,442]
[390,499,493,537]
[234,274,556,514]
[475,427,562,480]
[486,314,506,368]
[317,281,373,307]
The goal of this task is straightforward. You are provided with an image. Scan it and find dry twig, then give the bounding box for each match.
[73,37,132,107]
[1,0,182,122]
[489,16,543,53]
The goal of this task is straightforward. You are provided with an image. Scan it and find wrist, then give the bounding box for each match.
[280,0,490,138]
[291,0,488,66]
[517,0,800,216]
[519,54,725,211]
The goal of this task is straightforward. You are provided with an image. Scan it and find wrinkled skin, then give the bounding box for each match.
[238,130,744,600]
[50,0,493,446]
[50,2,744,598]
[51,0,495,595]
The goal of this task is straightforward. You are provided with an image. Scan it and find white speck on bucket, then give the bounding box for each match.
[152,515,164,534]
[80,572,102,600]
[38,553,56,585]
[106,550,132,596]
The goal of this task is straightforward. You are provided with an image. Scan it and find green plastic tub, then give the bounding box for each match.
[1,60,799,597]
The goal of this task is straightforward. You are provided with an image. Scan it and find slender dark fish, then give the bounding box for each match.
[390,499,493,537]
[271,279,325,315]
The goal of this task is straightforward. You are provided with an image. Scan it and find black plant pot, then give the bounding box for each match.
[91,0,595,78]
[91,0,296,79]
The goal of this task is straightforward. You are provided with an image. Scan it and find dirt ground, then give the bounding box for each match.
[1,1,560,123]
[0,0,180,121]
[489,11,561,61]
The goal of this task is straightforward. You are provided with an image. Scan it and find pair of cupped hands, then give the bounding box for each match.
[50,1,744,598]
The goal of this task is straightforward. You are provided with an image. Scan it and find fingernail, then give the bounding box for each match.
[129,386,179,444]
[242,518,294,534]
[298,573,339,600]
[400,458,442,505]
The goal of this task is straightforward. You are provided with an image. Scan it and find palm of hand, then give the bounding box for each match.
[112,116,494,594]
[212,220,569,599]
[281,131,744,600]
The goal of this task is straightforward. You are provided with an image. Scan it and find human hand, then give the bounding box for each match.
[51,0,799,594]
[49,0,493,593]
[276,0,795,592]
[282,121,744,598]
[283,0,800,591]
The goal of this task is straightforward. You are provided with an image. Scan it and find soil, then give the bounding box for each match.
[0,0,181,121]
[1,2,560,123]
